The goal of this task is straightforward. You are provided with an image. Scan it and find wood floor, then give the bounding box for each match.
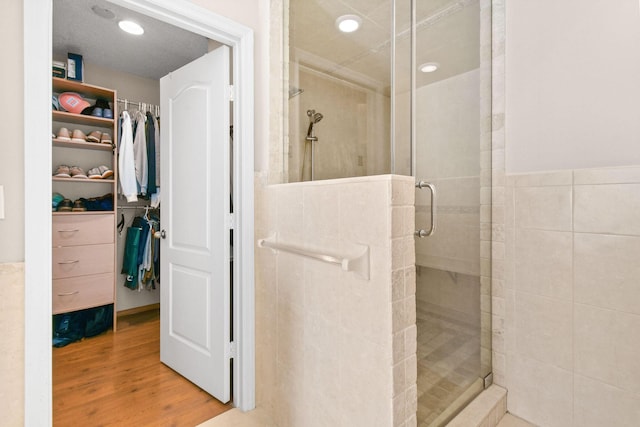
[53,309,231,427]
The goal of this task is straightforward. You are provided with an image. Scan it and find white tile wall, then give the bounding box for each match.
[514,228,572,301]
[574,184,640,235]
[506,353,573,427]
[256,175,416,427]
[574,233,640,315]
[573,375,640,427]
[503,166,640,426]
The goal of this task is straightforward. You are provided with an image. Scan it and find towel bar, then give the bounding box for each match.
[258,237,370,280]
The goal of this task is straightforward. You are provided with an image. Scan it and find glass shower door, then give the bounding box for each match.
[410,0,492,425]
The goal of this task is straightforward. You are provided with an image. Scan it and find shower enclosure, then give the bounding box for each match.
[285,0,491,425]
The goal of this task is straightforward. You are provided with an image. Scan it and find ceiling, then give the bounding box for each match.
[54,0,480,90]
[53,0,210,80]
[290,0,480,92]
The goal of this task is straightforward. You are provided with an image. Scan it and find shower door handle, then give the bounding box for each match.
[415,181,436,238]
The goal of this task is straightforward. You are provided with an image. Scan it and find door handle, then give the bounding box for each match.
[415,180,436,238]
[154,229,166,239]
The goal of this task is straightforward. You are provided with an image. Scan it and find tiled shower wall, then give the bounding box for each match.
[502,167,640,427]
[287,69,390,182]
[254,174,417,427]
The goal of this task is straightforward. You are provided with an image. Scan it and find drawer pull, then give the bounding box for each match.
[57,260,80,265]
[57,290,80,297]
[57,229,80,233]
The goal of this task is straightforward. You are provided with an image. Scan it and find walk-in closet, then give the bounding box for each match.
[51,0,234,424]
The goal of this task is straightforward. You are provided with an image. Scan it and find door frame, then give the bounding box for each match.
[23,0,255,424]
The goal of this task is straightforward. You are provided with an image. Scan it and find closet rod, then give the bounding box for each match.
[116,98,160,116]
[116,98,158,107]
[117,206,159,210]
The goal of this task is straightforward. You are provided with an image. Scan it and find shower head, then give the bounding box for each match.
[289,87,304,99]
[305,109,323,140]
[307,109,323,124]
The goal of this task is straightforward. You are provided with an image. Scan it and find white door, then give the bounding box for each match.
[159,45,232,403]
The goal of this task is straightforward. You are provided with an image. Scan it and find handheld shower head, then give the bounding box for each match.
[305,109,323,140]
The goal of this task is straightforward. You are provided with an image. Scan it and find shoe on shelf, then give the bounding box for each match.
[69,166,88,179]
[56,127,71,141]
[53,165,71,178]
[52,192,65,210]
[100,132,112,145]
[72,199,87,212]
[87,167,102,179]
[57,199,73,212]
[71,129,88,143]
[103,109,113,119]
[86,130,102,143]
[97,165,114,179]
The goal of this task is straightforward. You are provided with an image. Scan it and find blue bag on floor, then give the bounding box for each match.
[52,311,86,347]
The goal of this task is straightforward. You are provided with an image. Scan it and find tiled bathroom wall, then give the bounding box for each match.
[0,263,25,427]
[254,174,417,427]
[502,166,640,427]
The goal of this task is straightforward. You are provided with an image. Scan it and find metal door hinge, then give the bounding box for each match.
[228,341,236,358]
[228,85,235,102]
[226,213,235,229]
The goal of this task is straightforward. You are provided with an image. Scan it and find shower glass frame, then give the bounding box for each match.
[283,0,492,424]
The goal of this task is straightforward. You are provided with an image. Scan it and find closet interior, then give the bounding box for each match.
[51,69,164,343]
[51,0,210,340]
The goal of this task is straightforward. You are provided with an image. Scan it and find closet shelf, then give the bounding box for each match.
[52,77,115,99]
[52,138,114,151]
[53,211,115,216]
[52,177,115,184]
[52,110,114,127]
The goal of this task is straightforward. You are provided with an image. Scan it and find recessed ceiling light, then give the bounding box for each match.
[419,62,439,73]
[336,15,362,33]
[118,20,144,35]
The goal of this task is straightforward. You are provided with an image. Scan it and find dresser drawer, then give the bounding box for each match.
[53,273,114,314]
[53,214,114,247]
[52,244,114,279]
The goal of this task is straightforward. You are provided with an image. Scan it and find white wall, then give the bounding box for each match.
[505,0,640,173]
[0,0,25,263]
[500,1,640,425]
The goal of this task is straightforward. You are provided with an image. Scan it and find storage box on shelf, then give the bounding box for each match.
[52,77,118,332]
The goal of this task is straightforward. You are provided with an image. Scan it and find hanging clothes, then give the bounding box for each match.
[133,111,148,196]
[153,115,160,188]
[145,111,157,196]
[118,111,138,202]
[122,224,142,289]
[121,212,160,291]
